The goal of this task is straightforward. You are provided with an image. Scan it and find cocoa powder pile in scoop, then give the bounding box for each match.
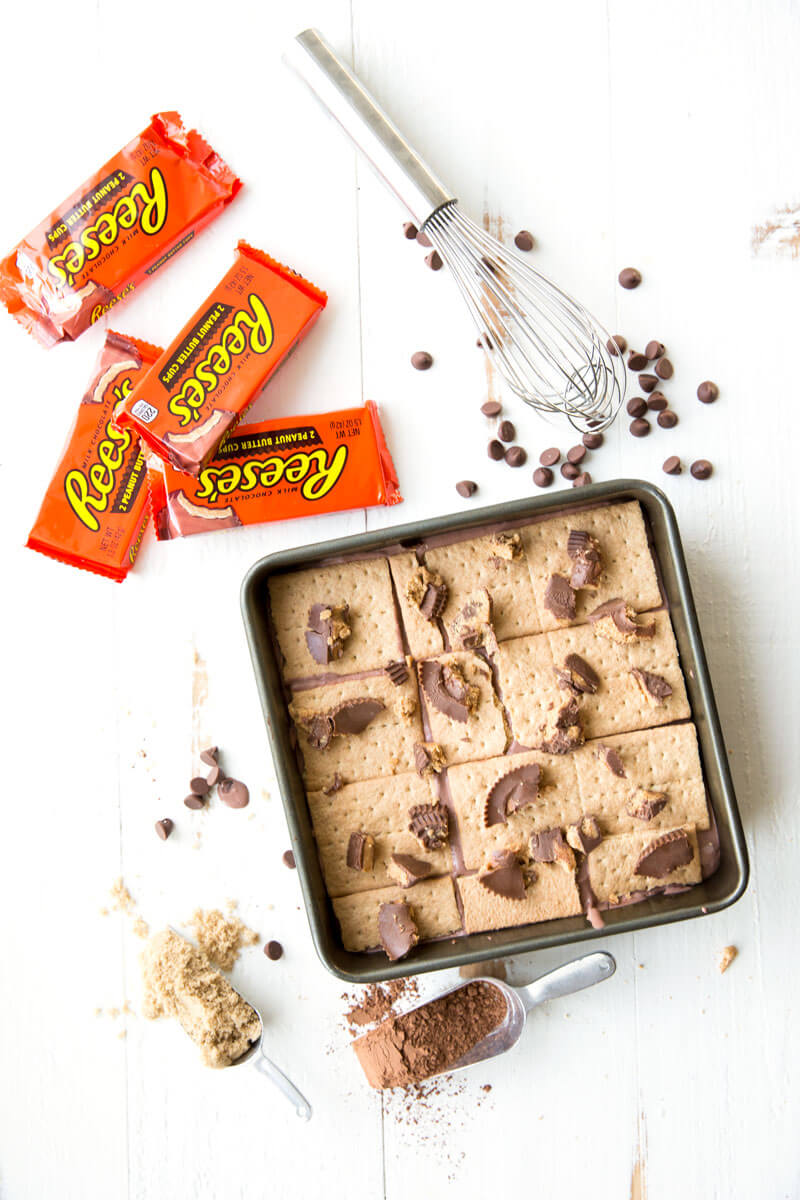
[352,981,508,1090]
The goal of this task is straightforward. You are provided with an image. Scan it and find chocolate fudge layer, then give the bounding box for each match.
[267,500,718,963]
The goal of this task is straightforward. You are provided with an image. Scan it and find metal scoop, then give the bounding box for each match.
[419,950,616,1078]
[229,997,313,1121]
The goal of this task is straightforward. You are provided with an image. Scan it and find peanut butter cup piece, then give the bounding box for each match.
[487,531,523,563]
[595,743,626,778]
[626,790,668,821]
[331,698,385,735]
[630,668,673,705]
[544,574,576,621]
[385,659,410,686]
[483,763,541,827]
[408,802,449,850]
[529,828,575,872]
[322,773,344,795]
[388,853,433,887]
[418,660,479,723]
[413,742,447,777]
[305,602,351,665]
[566,529,603,589]
[555,652,599,696]
[478,850,528,901]
[378,902,419,961]
[347,831,375,872]
[566,814,603,854]
[450,588,498,653]
[406,566,448,622]
[539,697,584,755]
[635,830,693,878]
[588,598,656,642]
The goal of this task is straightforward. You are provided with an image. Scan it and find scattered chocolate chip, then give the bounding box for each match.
[206,764,222,787]
[647,392,668,412]
[544,574,577,621]
[481,400,502,417]
[199,747,218,767]
[347,831,375,871]
[630,667,673,704]
[389,853,433,887]
[533,467,553,487]
[595,743,626,777]
[514,229,535,251]
[332,698,385,735]
[424,250,442,270]
[416,229,432,247]
[691,459,713,479]
[413,742,446,777]
[497,420,515,442]
[561,461,580,480]
[566,815,603,854]
[662,455,682,475]
[155,819,174,841]
[488,439,505,460]
[478,850,527,900]
[305,602,351,665]
[607,335,627,356]
[618,267,642,289]
[403,221,418,240]
[567,445,587,465]
[697,380,719,404]
[411,351,433,370]
[635,830,693,878]
[627,351,648,372]
[645,340,665,360]
[418,660,478,723]
[184,794,205,810]
[483,763,541,827]
[456,480,478,498]
[378,901,419,961]
[189,776,209,796]
[630,418,650,437]
[588,598,656,640]
[657,409,678,428]
[540,447,561,466]
[322,773,344,795]
[264,940,283,960]
[626,396,647,417]
[218,778,250,808]
[583,432,604,449]
[408,802,449,850]
[382,661,408,689]
[638,373,658,393]
[572,472,592,487]
[654,358,673,380]
[626,790,668,821]
[282,849,296,869]
[567,530,603,588]
[556,652,600,695]
[504,445,527,467]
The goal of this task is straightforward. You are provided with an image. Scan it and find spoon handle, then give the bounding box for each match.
[518,951,616,1013]
[252,1050,313,1120]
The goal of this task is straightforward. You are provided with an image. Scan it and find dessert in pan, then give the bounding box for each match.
[267,499,719,962]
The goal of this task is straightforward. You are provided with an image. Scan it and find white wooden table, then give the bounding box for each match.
[1,2,797,1197]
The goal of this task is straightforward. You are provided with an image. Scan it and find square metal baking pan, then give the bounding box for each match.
[241,479,749,982]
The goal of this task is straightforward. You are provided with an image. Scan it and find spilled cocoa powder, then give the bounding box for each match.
[352,981,508,1090]
[342,977,418,1030]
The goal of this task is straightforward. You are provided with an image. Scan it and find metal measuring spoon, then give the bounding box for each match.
[417,950,616,1079]
[229,996,313,1121]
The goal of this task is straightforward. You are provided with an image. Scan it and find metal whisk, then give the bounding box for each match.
[286,29,625,432]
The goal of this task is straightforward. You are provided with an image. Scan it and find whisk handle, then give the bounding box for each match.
[285,28,454,226]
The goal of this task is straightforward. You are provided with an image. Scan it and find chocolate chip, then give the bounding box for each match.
[514,229,535,251]
[416,229,432,247]
[657,409,678,428]
[488,439,505,460]
[645,340,665,360]
[533,467,553,487]
[583,432,604,449]
[630,418,650,437]
[347,831,375,871]
[558,462,577,481]
[626,396,647,417]
[411,351,433,370]
[483,763,541,827]
[456,480,478,498]
[424,250,442,271]
[478,850,527,900]
[218,778,250,808]
[618,267,642,289]
[385,660,409,686]
[567,444,587,465]
[505,446,527,467]
[647,392,668,411]
[662,455,682,475]
[155,819,173,841]
[627,351,648,372]
[540,447,560,466]
[635,830,693,878]
[184,794,205,810]
[607,335,627,356]
[189,776,209,796]
[199,747,218,767]
[691,459,713,479]
[378,901,419,961]
[638,373,658,393]
[408,802,449,850]
[572,472,592,487]
[697,380,719,404]
[264,940,283,960]
[403,222,418,240]
[498,420,515,442]
[544,573,577,621]
[206,764,222,787]
[282,850,296,869]
[654,357,673,380]
[481,400,502,417]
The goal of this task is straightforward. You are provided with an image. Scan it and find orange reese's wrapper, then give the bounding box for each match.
[115,242,327,477]
[147,402,401,539]
[27,331,163,581]
[1,112,240,348]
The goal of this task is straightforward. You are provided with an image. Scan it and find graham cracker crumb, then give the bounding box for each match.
[133,917,150,940]
[190,908,259,971]
[718,945,737,974]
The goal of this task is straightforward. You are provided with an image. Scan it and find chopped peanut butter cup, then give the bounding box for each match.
[483,763,541,827]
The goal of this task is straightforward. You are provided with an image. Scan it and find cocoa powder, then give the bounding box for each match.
[352,981,508,1090]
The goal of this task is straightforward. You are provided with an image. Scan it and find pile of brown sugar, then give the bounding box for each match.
[190,908,258,971]
[353,981,508,1090]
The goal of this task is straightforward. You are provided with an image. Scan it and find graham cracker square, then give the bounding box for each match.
[587,824,701,903]
[332,876,461,951]
[457,863,581,934]
[418,650,508,766]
